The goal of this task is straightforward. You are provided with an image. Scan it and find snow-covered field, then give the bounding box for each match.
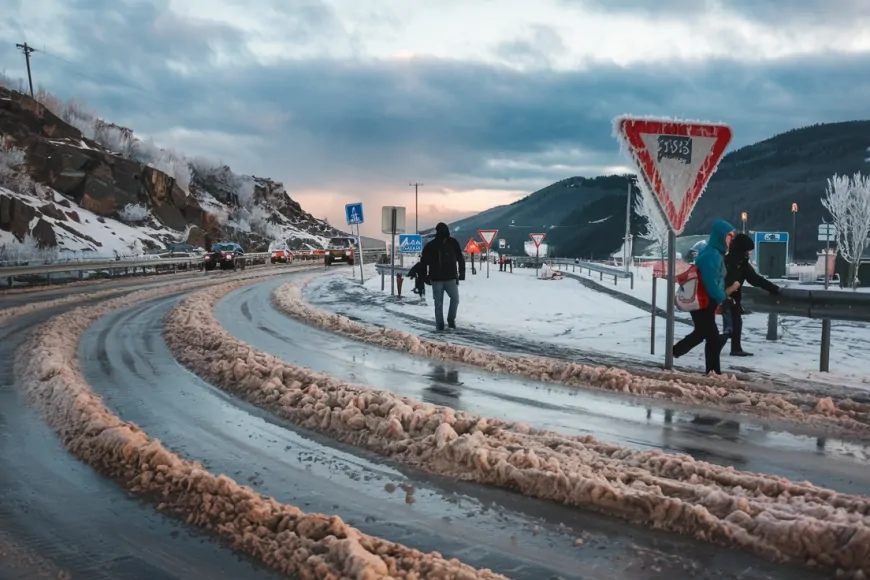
[307,263,870,392]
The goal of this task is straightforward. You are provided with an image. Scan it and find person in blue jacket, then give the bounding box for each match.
[673,219,740,374]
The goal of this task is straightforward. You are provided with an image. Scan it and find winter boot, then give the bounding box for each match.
[731,350,754,357]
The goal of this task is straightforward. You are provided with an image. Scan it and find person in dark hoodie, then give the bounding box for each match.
[420,223,466,331]
[723,233,780,356]
[673,219,740,375]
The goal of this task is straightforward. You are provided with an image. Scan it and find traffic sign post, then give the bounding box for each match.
[530,233,546,276]
[345,202,364,225]
[344,203,365,283]
[614,115,733,369]
[382,206,407,296]
[819,221,835,371]
[478,229,498,279]
[498,238,505,249]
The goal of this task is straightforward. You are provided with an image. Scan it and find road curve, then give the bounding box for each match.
[0,298,282,579]
[218,276,870,496]
[81,278,818,579]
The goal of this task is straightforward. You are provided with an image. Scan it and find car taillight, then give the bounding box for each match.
[224,252,233,258]
[204,256,210,260]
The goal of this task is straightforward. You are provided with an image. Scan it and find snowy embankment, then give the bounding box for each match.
[15,268,500,580]
[0,187,176,263]
[306,264,870,392]
[160,277,870,577]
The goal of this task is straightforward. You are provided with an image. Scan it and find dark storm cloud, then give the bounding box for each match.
[1,0,868,193]
[564,0,870,24]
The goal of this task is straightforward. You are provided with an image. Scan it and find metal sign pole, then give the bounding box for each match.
[356,223,364,284]
[390,209,396,296]
[820,224,832,372]
[650,276,657,355]
[664,229,676,369]
[535,245,539,276]
[486,246,490,279]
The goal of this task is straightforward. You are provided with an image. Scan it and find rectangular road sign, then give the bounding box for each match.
[530,233,546,248]
[614,116,732,235]
[381,206,406,234]
[478,229,498,246]
[819,223,836,242]
[498,238,505,249]
[345,202,364,225]
[398,233,423,253]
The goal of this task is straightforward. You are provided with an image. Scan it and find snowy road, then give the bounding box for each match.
[0,295,281,579]
[73,275,815,579]
[220,277,870,493]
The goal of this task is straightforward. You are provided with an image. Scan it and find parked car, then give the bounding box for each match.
[269,241,293,264]
[204,242,246,271]
[325,236,356,266]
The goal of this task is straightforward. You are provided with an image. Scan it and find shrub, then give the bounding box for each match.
[118,203,150,223]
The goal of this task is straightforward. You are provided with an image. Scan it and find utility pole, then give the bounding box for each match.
[409,183,423,233]
[624,175,635,274]
[15,42,36,97]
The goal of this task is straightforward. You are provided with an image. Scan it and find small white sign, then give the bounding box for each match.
[381,206,407,234]
[818,223,836,242]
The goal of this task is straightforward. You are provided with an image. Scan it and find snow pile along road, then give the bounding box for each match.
[271,279,870,438]
[14,280,506,580]
[165,280,870,578]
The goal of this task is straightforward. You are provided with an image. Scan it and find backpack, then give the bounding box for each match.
[675,265,710,312]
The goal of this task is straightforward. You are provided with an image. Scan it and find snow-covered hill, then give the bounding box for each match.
[0,80,341,263]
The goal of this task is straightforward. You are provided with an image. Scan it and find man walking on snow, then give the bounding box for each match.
[421,222,465,331]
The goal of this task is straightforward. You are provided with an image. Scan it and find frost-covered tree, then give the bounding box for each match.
[823,172,870,289]
[634,179,670,263]
[118,203,150,223]
[0,134,34,194]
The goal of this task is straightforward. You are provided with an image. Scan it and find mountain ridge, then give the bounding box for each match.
[447,120,870,260]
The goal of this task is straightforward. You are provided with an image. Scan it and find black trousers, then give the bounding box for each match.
[729,301,744,352]
[673,304,723,374]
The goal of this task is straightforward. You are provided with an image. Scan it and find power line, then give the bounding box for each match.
[409,182,423,233]
[14,42,35,97]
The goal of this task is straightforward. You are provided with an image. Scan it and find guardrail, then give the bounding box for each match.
[739,286,870,372]
[550,259,633,288]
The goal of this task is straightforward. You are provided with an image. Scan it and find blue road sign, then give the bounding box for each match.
[398,234,423,253]
[345,202,364,225]
[754,231,788,244]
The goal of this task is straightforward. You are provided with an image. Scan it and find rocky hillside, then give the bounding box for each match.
[0,84,341,261]
[450,121,870,260]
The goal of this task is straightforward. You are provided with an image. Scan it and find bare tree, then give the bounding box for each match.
[823,172,870,289]
[634,179,670,263]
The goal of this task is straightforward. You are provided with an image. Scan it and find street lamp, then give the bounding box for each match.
[791,202,798,263]
[741,211,747,233]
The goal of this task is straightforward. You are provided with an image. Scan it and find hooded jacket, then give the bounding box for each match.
[421,223,466,282]
[693,219,736,305]
[724,233,779,303]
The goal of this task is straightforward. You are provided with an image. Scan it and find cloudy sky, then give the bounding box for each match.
[2,0,869,236]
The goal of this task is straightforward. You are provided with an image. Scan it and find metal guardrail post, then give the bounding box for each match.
[630,271,634,290]
[766,313,778,341]
[820,319,831,372]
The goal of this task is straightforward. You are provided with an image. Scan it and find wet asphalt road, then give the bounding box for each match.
[74,278,822,580]
[223,277,870,495]
[0,299,284,580]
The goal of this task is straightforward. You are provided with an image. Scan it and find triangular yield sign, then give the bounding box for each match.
[529,233,546,247]
[478,229,498,246]
[614,116,732,235]
[464,238,480,254]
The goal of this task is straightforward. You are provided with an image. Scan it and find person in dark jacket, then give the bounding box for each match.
[420,223,466,331]
[673,219,740,375]
[723,233,780,356]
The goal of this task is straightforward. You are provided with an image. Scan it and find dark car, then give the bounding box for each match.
[325,236,356,266]
[204,242,246,271]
